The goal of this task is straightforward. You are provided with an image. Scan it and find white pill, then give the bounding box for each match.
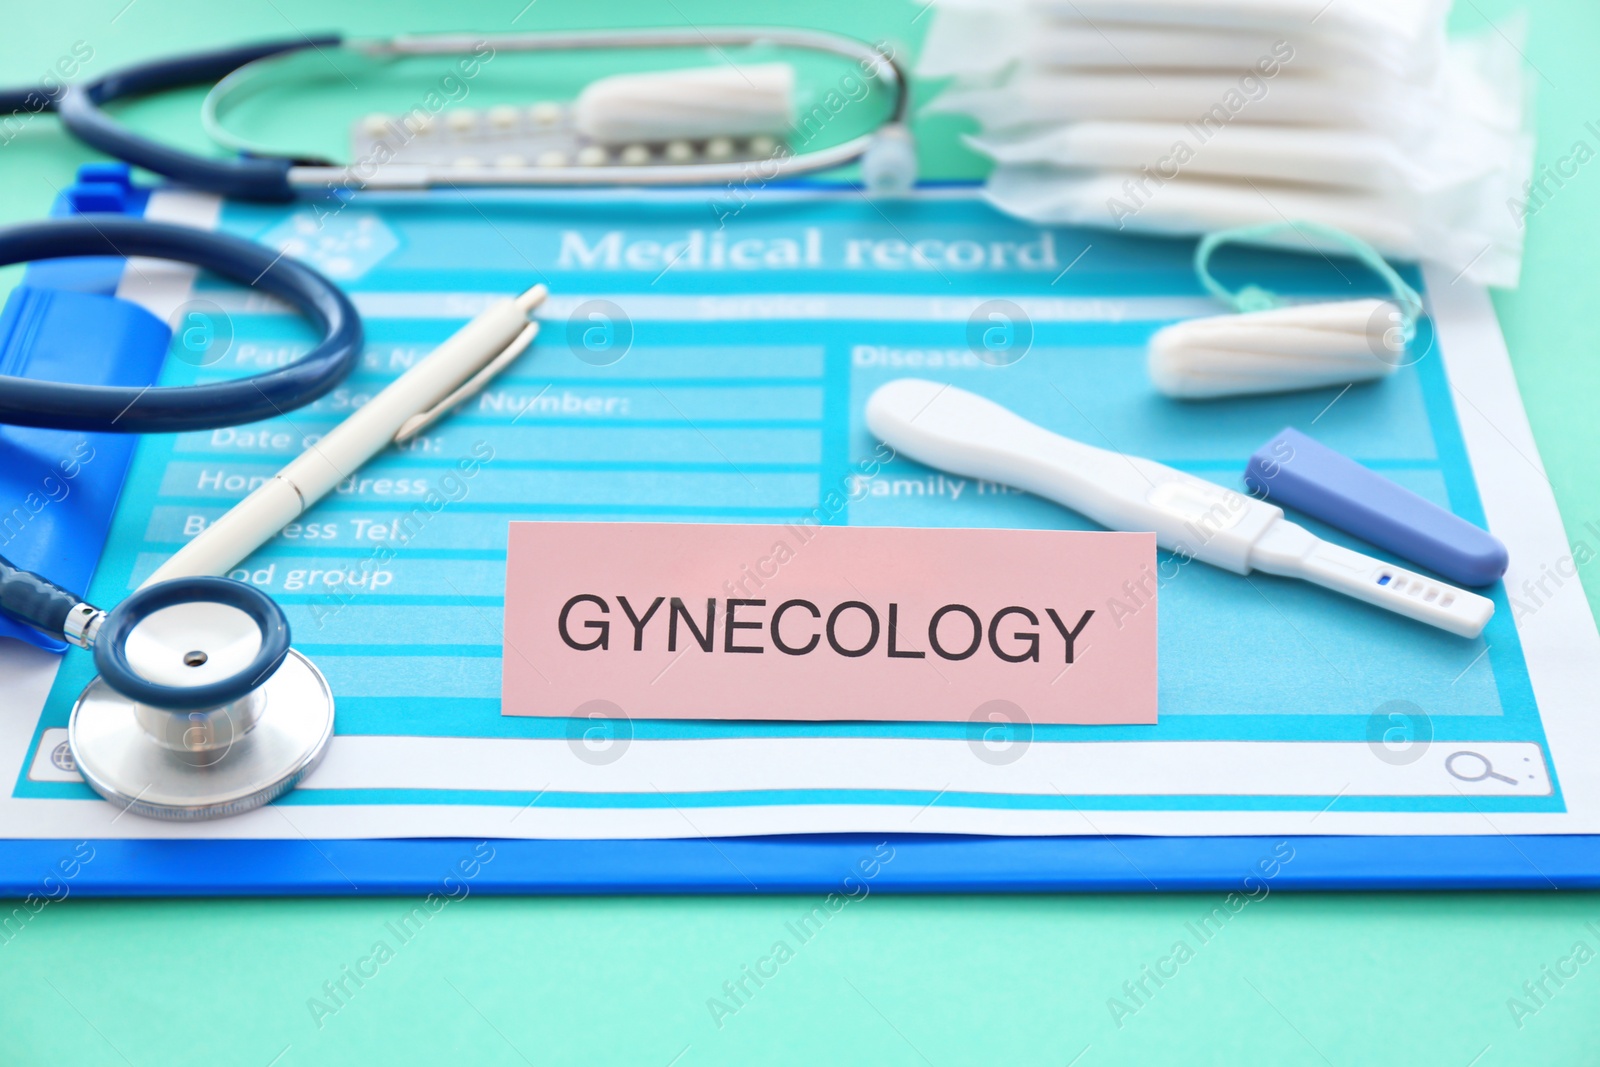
[576,145,609,166]
[530,102,563,126]
[447,110,478,132]
[536,150,570,168]
[619,144,652,165]
[496,154,527,168]
[705,136,734,160]
[362,114,394,137]
[748,135,778,157]
[488,105,520,129]
[665,140,694,163]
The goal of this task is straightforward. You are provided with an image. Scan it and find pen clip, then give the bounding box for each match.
[394,321,539,445]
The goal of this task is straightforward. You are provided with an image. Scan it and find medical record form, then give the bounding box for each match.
[1,186,1596,840]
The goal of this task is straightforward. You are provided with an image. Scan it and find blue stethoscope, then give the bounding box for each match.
[3,27,913,203]
[0,25,908,817]
[0,216,360,818]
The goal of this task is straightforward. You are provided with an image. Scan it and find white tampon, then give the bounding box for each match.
[1147,298,1403,399]
[571,63,794,145]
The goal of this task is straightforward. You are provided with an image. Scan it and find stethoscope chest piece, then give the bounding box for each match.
[65,577,334,820]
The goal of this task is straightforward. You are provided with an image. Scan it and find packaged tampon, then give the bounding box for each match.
[982,166,1527,288]
[917,0,1451,82]
[967,114,1523,197]
[920,12,1445,83]
[916,0,1535,287]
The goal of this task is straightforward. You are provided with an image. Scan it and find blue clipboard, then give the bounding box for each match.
[1,835,1598,896]
[0,164,166,651]
[2,167,1596,895]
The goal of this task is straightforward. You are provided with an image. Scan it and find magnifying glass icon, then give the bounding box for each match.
[1445,750,1518,785]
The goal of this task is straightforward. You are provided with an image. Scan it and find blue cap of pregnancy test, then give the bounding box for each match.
[1244,427,1509,587]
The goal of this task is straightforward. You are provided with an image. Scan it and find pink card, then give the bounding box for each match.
[501,522,1157,724]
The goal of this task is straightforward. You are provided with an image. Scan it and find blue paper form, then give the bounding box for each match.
[4,187,1587,841]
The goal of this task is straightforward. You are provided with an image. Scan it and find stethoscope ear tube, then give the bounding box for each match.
[93,577,291,711]
[54,35,342,202]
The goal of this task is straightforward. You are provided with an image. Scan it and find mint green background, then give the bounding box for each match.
[3,2,1600,1064]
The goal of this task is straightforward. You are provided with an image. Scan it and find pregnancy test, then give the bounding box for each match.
[1244,427,1508,587]
[866,379,1493,639]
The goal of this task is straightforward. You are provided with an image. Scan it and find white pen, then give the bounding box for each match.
[867,378,1495,639]
[143,283,548,587]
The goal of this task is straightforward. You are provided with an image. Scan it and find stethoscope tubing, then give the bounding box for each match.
[58,35,336,202]
[0,216,363,433]
[8,29,910,202]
